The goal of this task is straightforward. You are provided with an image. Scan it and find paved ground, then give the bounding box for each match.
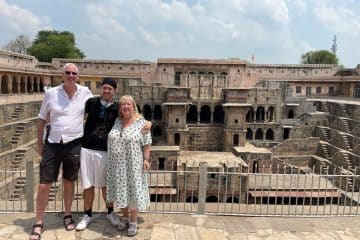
[1,212,360,239]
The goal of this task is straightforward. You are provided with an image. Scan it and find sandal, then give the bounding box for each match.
[63,215,75,231]
[127,222,137,236]
[29,223,43,240]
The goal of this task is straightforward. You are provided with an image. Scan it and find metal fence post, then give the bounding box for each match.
[198,162,207,214]
[26,160,34,212]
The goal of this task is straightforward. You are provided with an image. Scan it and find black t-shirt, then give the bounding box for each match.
[82,97,118,151]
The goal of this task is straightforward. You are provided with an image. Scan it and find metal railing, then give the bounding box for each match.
[0,161,359,216]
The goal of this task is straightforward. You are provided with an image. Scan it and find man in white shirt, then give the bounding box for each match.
[30,63,93,240]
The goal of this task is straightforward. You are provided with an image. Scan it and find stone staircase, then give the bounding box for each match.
[340,133,353,151]
[346,176,354,192]
[9,176,27,201]
[322,102,330,113]
[323,116,330,127]
[10,122,27,145]
[11,103,25,121]
[341,151,354,172]
[320,142,331,159]
[319,127,330,141]
[48,184,59,202]
[339,104,350,118]
[10,149,27,171]
[340,117,351,133]
[320,164,329,175]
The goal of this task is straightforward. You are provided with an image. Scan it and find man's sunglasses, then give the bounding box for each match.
[65,71,78,75]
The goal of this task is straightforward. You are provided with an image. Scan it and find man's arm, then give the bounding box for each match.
[135,112,152,133]
[36,118,46,155]
[142,120,152,133]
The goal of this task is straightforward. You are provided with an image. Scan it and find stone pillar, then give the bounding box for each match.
[264,106,268,122]
[26,160,34,212]
[253,109,256,123]
[17,76,21,93]
[197,162,207,214]
[0,74,2,93]
[166,131,172,145]
[240,129,246,146]
[197,105,200,124]
[30,77,34,93]
[7,74,12,94]
[262,128,265,141]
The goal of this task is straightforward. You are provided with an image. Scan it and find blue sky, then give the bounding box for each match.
[1,0,360,67]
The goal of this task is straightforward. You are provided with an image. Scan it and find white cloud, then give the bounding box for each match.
[263,0,290,23]
[313,0,360,36]
[3,0,358,66]
[0,0,50,40]
[85,3,135,40]
[289,0,307,16]
[78,0,298,63]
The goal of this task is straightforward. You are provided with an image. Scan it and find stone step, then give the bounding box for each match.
[9,195,20,200]
[74,193,82,200]
[14,184,25,189]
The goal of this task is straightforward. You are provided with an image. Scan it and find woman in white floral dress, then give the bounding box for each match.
[106,95,151,236]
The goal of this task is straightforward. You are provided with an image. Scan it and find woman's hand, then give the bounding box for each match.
[143,159,151,171]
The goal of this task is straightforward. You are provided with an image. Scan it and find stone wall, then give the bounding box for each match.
[328,128,353,151]
[353,137,360,156]
[186,127,223,151]
[346,104,360,121]
[291,126,314,138]
[0,50,37,69]
[272,137,319,156]
[0,141,38,170]
[0,101,41,125]
[274,156,313,168]
[328,115,358,134]
[0,118,37,152]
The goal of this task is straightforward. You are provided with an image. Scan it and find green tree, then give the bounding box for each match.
[2,34,31,54]
[28,30,85,62]
[301,50,338,64]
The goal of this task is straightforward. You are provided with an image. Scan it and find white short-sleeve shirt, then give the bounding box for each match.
[38,84,93,144]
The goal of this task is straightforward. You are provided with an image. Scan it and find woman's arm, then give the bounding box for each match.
[143,144,151,171]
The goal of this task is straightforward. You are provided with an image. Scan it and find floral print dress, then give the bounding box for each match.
[106,117,152,210]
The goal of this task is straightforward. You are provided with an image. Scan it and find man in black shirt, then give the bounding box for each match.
[76,77,120,230]
[76,78,152,231]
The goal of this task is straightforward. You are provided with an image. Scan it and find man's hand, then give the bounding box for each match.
[141,120,152,133]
